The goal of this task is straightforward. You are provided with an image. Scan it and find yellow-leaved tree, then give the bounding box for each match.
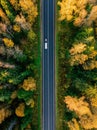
[64,96,97,129]
[58,0,97,26]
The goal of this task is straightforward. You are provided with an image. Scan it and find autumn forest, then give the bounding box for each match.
[0,0,97,130]
[57,0,97,130]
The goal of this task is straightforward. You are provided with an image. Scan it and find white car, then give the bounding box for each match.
[45,42,48,49]
[45,38,48,49]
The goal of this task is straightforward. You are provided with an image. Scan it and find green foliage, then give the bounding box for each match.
[0,89,11,102]
[0,68,31,85]
[9,70,31,85]
[13,51,27,63]
[17,89,33,102]
[64,109,78,122]
[27,30,36,42]
[21,114,32,130]
[74,27,95,43]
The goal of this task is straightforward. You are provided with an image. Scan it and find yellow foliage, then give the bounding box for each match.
[70,53,88,66]
[90,97,97,107]
[68,118,80,130]
[0,107,11,124]
[11,91,17,99]
[15,103,25,117]
[21,77,36,91]
[3,38,14,47]
[85,87,97,98]
[58,0,76,21]
[69,43,89,65]
[69,42,97,67]
[58,0,97,26]
[58,0,88,22]
[12,0,38,30]
[88,50,97,58]
[83,60,97,70]
[69,43,87,55]
[14,13,31,30]
[64,96,92,116]
[19,0,38,24]
[64,96,97,129]
[13,24,21,32]
[1,0,38,28]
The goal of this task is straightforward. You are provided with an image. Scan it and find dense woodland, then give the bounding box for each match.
[57,0,97,130]
[0,0,40,130]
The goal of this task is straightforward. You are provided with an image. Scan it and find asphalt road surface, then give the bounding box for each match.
[42,0,55,130]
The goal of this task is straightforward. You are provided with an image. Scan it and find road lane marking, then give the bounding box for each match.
[48,0,50,129]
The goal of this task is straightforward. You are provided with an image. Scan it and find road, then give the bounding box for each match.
[42,0,55,130]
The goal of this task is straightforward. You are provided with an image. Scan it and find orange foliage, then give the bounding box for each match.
[90,97,97,107]
[80,115,97,129]
[64,96,92,116]
[0,8,9,24]
[68,118,80,130]
[15,103,25,117]
[0,107,11,124]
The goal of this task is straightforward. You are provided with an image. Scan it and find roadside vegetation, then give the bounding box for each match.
[0,0,40,129]
[57,0,97,129]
